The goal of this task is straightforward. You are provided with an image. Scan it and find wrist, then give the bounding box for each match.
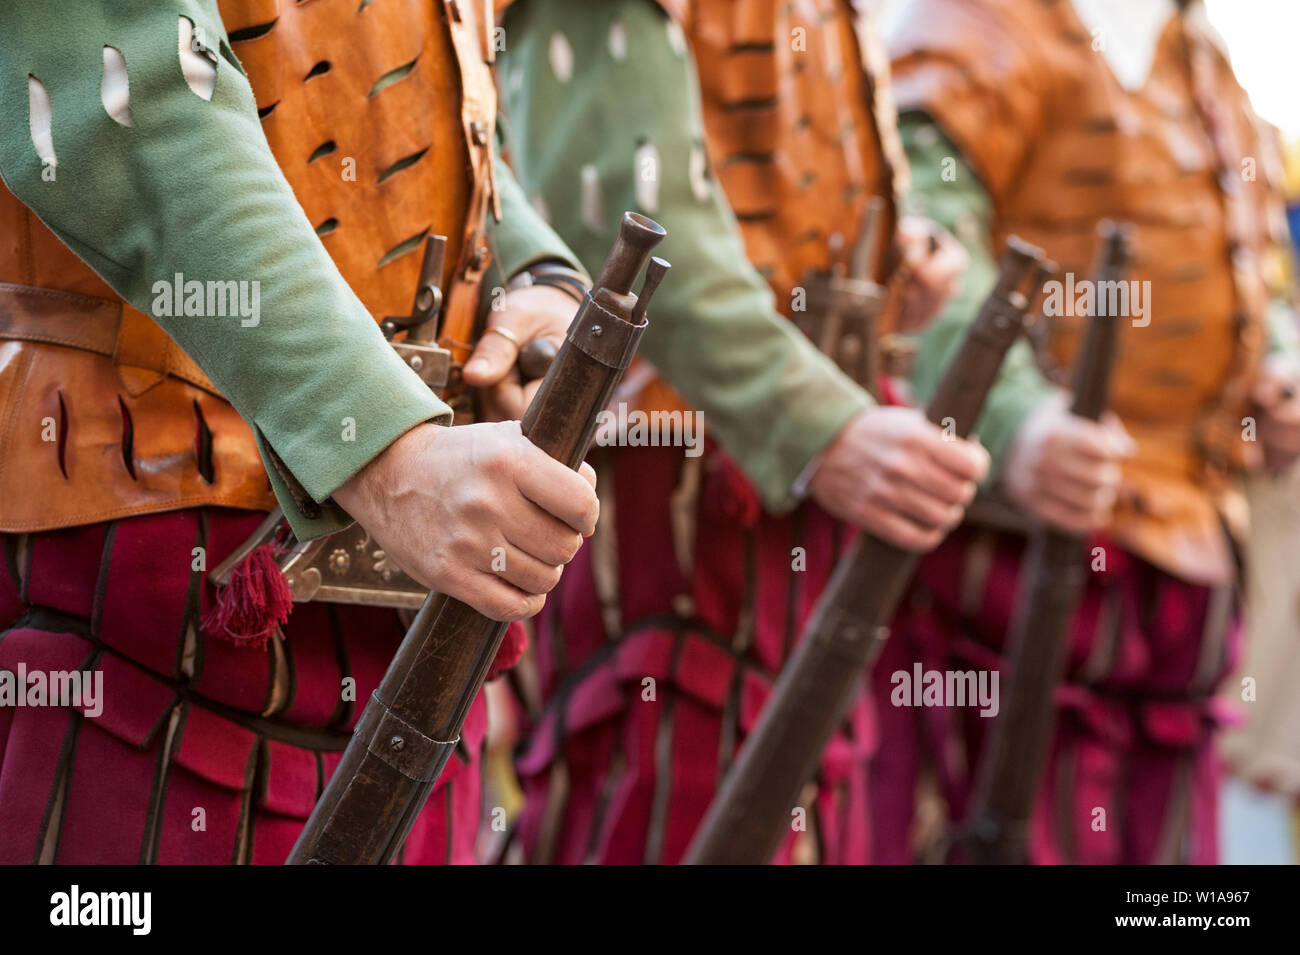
[334,422,437,518]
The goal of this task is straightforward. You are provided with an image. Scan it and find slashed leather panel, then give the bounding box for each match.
[0,0,497,530]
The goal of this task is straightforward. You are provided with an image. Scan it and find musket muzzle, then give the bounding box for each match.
[594,212,669,297]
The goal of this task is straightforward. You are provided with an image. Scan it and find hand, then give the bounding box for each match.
[1001,392,1135,534]
[1253,353,1300,472]
[893,216,968,334]
[333,421,599,621]
[463,284,576,421]
[809,406,990,551]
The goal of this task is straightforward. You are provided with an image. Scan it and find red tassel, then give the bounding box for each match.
[203,544,294,649]
[487,621,529,681]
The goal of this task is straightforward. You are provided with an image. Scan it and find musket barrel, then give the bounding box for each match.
[287,213,666,865]
[959,221,1134,864]
[684,238,1053,865]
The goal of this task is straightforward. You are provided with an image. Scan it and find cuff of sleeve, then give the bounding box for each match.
[255,431,350,540]
[759,383,872,513]
[253,360,452,541]
[975,364,1056,489]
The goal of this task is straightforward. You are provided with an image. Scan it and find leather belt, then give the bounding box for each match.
[0,281,217,394]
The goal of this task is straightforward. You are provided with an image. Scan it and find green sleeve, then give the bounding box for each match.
[498,0,871,512]
[900,113,1056,484]
[0,0,451,540]
[484,147,589,290]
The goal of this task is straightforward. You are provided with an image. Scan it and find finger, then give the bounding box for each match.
[1099,412,1138,457]
[1253,373,1287,409]
[464,575,547,622]
[502,500,585,566]
[1041,453,1122,498]
[577,460,598,490]
[870,474,960,531]
[894,451,978,509]
[464,328,521,386]
[859,507,946,552]
[1032,497,1095,535]
[1036,484,1113,533]
[1262,395,1300,427]
[913,239,967,290]
[521,377,544,412]
[1031,492,1104,535]
[485,540,564,596]
[514,447,601,534]
[1059,418,1129,464]
[1260,417,1300,455]
[895,219,930,267]
[1038,463,1120,513]
[480,380,527,422]
[917,428,991,483]
[899,237,927,270]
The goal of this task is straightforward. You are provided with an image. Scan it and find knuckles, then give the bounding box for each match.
[879,448,911,482]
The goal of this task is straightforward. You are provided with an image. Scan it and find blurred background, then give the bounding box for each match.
[872,0,1300,864]
[1164,0,1299,869]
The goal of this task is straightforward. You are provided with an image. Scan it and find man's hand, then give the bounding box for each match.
[1253,353,1300,472]
[1001,392,1135,534]
[809,406,990,551]
[893,216,968,334]
[463,284,576,421]
[333,421,599,621]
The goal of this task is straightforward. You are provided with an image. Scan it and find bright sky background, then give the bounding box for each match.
[1205,0,1299,138]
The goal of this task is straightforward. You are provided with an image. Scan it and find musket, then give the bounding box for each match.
[942,220,1134,865]
[684,238,1055,865]
[211,236,558,609]
[287,212,670,864]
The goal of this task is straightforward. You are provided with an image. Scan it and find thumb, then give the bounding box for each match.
[897,228,927,270]
[1100,411,1137,458]
[464,326,519,386]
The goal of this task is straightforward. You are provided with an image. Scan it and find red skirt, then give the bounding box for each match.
[511,443,875,864]
[870,525,1240,864]
[0,508,485,864]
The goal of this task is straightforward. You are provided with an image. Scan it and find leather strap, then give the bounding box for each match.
[0,282,217,394]
[0,282,120,354]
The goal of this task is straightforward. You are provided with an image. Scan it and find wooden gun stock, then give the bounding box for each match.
[287,213,669,865]
[684,237,1054,866]
[948,221,1135,865]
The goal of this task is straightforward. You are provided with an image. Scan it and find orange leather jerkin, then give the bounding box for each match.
[0,0,501,532]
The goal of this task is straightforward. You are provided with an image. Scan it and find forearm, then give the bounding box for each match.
[499,0,869,510]
[0,0,448,538]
